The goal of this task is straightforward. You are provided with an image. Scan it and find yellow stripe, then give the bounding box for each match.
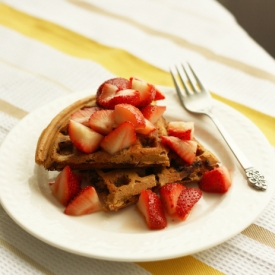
[137,256,225,275]
[68,0,275,85]
[0,98,28,119]
[0,4,170,87]
[242,224,275,249]
[1,4,274,147]
[212,93,275,146]
[0,237,55,275]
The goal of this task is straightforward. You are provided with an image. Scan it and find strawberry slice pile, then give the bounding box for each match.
[137,183,203,230]
[96,77,165,109]
[68,76,198,161]
[49,165,102,216]
[68,77,166,155]
[136,165,231,230]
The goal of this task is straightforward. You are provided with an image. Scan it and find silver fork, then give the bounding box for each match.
[170,62,267,191]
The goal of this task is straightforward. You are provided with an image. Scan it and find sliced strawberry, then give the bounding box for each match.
[175,188,202,220]
[71,107,102,127]
[96,83,118,109]
[68,120,104,153]
[64,186,102,216]
[130,77,156,107]
[97,86,140,109]
[100,83,118,97]
[140,105,166,124]
[159,183,186,215]
[49,165,82,206]
[96,77,130,99]
[114,103,145,129]
[199,165,232,193]
[100,121,137,154]
[137,189,167,230]
[161,136,197,164]
[89,110,115,135]
[154,87,165,100]
[110,89,140,108]
[167,121,195,140]
[136,119,156,135]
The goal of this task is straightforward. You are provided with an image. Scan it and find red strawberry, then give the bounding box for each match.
[154,87,165,100]
[64,186,102,216]
[114,103,145,129]
[68,120,104,153]
[159,183,186,215]
[71,107,102,126]
[175,188,202,220]
[167,121,194,140]
[100,121,137,154]
[96,77,130,99]
[89,109,115,135]
[161,136,197,164]
[100,83,118,97]
[107,89,141,109]
[130,77,156,107]
[140,105,166,124]
[137,189,167,230]
[96,83,118,109]
[49,165,82,206]
[136,119,156,135]
[97,86,140,109]
[199,166,231,193]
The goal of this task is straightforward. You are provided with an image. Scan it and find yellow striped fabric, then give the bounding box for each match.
[138,256,224,275]
[1,4,274,146]
[1,4,274,275]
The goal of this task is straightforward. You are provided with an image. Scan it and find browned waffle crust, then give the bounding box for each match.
[35,95,170,171]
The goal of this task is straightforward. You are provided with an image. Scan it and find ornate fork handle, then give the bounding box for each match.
[208,113,267,191]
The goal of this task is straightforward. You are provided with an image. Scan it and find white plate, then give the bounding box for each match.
[0,87,274,262]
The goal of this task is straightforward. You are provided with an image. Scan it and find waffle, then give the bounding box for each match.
[36,94,220,212]
[35,95,170,171]
[89,168,157,211]
[86,140,219,211]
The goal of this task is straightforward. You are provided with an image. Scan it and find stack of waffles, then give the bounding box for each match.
[35,78,220,211]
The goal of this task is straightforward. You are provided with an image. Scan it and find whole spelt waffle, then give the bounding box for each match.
[35,95,170,171]
[35,92,220,212]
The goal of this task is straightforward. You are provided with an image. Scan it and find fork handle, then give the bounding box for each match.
[207,114,267,190]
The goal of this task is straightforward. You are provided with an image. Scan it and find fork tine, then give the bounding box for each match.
[187,63,207,92]
[174,65,192,95]
[170,67,185,104]
[180,63,197,94]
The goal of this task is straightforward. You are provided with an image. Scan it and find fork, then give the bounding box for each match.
[170,62,267,191]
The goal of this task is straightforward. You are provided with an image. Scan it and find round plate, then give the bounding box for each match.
[0,87,274,262]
